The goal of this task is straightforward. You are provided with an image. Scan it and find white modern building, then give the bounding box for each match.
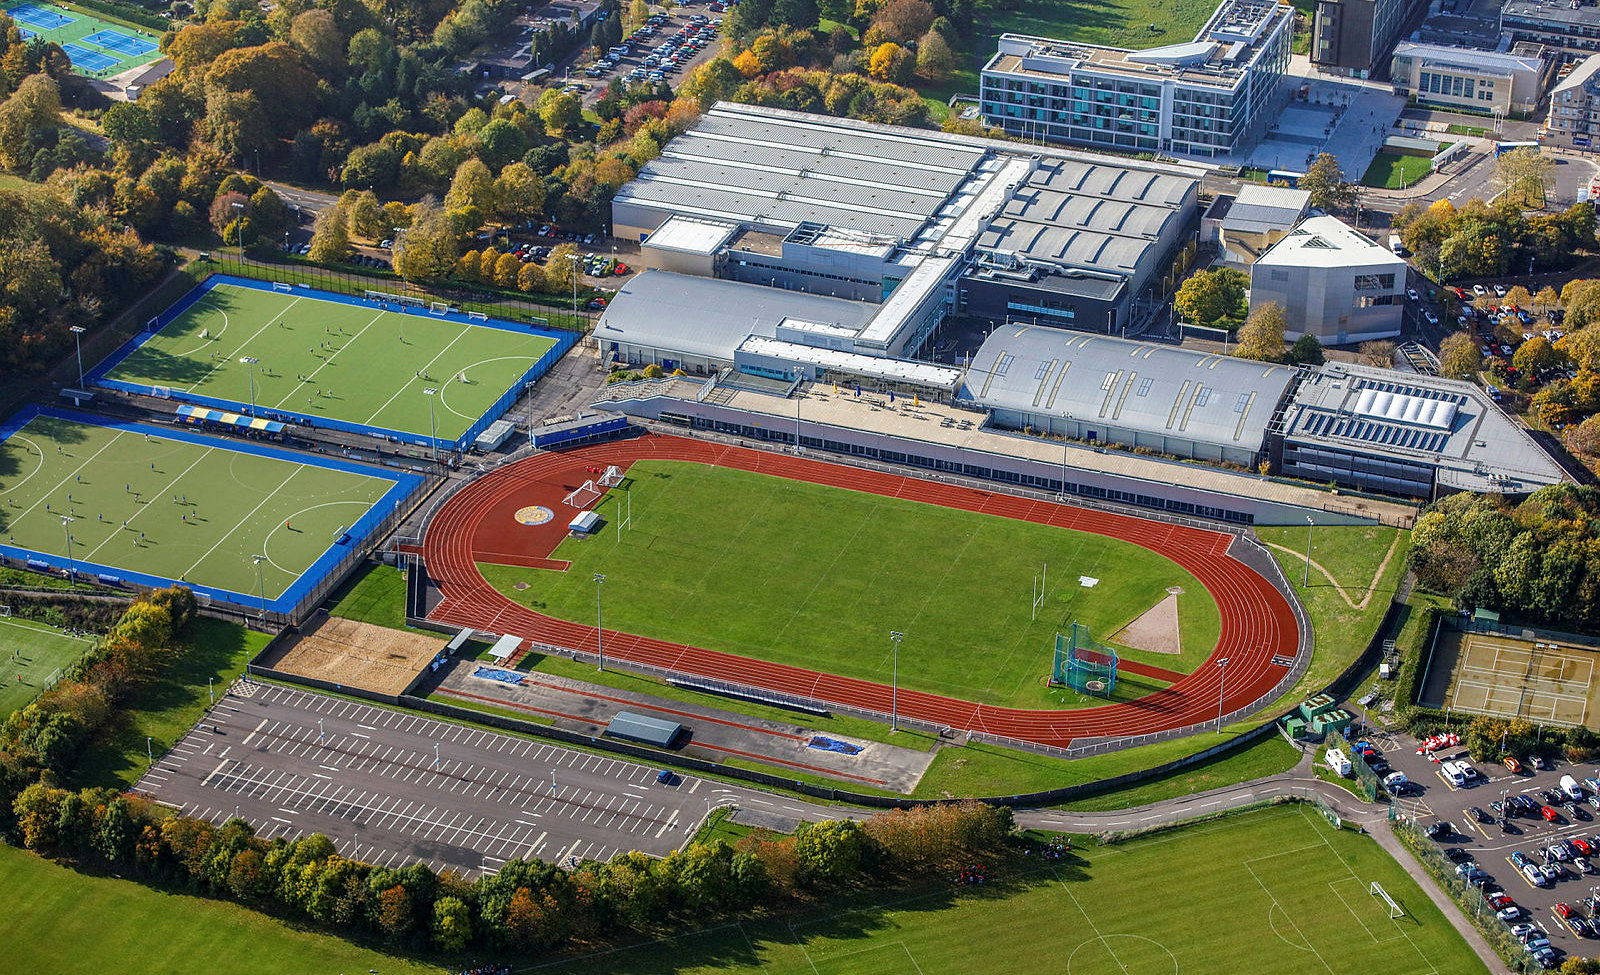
[1247,215,1406,344]
[978,0,1293,158]
[1389,42,1550,117]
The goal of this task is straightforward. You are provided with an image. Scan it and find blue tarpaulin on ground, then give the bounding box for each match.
[807,736,863,755]
[472,665,525,686]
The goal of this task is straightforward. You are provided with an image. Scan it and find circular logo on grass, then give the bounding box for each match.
[514,505,555,526]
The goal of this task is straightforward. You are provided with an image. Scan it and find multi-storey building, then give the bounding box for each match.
[1389,42,1549,117]
[1310,0,1425,76]
[1503,0,1600,56]
[978,0,1291,158]
[1547,55,1600,147]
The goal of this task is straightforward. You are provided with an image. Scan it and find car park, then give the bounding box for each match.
[1500,905,1526,920]
[1543,805,1563,823]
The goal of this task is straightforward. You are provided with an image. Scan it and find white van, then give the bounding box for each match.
[1562,774,1586,801]
[1441,761,1467,787]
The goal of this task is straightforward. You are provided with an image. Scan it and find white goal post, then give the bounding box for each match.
[0,605,10,618]
[1370,881,1404,919]
[563,480,601,509]
[598,465,624,487]
[466,311,489,321]
[272,282,293,292]
[429,301,450,315]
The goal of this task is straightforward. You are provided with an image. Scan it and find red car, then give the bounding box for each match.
[1542,805,1563,823]
[1574,838,1594,856]
[1558,903,1575,919]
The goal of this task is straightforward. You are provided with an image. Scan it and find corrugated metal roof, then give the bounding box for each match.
[963,325,1295,448]
[606,710,681,748]
[593,270,876,362]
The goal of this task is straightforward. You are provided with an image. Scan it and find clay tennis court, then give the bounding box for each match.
[1440,628,1599,726]
[257,613,439,696]
[419,434,1303,750]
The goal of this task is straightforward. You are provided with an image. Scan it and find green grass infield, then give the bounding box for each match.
[479,459,1221,710]
[97,279,561,443]
[0,616,97,717]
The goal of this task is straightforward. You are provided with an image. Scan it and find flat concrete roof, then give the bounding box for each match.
[738,336,964,390]
[1255,216,1406,271]
[643,215,739,255]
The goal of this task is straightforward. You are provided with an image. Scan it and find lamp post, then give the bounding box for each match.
[888,630,903,732]
[231,200,247,264]
[146,736,152,762]
[793,366,804,453]
[594,573,606,672]
[252,554,266,619]
[1216,656,1230,731]
[1303,515,1315,588]
[566,253,580,316]
[239,356,259,417]
[60,515,74,581]
[393,226,410,297]
[69,325,85,387]
[423,387,438,462]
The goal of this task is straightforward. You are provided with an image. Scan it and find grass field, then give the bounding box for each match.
[0,845,442,975]
[986,0,1221,50]
[0,616,96,717]
[0,412,400,602]
[534,804,1487,975]
[98,280,561,442]
[2,0,163,77]
[1361,152,1434,189]
[480,460,1220,709]
[325,561,414,631]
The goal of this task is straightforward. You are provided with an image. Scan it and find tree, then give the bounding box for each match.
[873,0,935,41]
[374,884,413,941]
[393,199,458,283]
[867,42,913,83]
[1235,301,1286,362]
[341,141,402,190]
[1359,340,1397,367]
[544,242,582,295]
[347,189,386,241]
[1438,331,1481,380]
[288,9,345,73]
[1568,414,1600,456]
[1513,335,1562,375]
[795,820,870,886]
[1505,285,1533,310]
[307,204,352,263]
[1288,333,1324,366]
[1535,285,1561,311]
[538,89,582,136]
[476,118,528,170]
[1174,267,1246,325]
[915,30,956,82]
[494,161,546,220]
[1298,153,1356,214]
[432,895,473,950]
[494,251,520,288]
[1495,148,1554,209]
[0,73,62,172]
[444,157,495,214]
[773,0,820,29]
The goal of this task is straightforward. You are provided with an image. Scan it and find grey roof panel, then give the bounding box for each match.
[963,325,1295,448]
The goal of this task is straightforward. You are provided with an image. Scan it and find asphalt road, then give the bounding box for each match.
[133,680,810,876]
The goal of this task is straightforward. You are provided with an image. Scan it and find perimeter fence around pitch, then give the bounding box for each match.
[89,274,581,456]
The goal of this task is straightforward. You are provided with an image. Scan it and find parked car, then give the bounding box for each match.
[1543,805,1563,823]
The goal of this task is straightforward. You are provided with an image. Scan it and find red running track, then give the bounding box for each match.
[421,434,1300,750]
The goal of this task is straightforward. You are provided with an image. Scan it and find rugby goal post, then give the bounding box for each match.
[563,480,601,509]
[1370,881,1405,919]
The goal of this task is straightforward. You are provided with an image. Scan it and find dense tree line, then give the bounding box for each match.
[1409,484,1600,626]
[0,588,198,806]
[10,782,1012,954]
[1393,198,1594,282]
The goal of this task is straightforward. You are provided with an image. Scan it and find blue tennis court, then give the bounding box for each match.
[82,27,155,55]
[8,2,73,28]
[61,42,117,72]
[16,24,35,37]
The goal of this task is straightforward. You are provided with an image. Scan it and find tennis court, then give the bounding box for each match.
[0,408,424,612]
[91,276,574,450]
[1,2,165,77]
[1438,628,1600,726]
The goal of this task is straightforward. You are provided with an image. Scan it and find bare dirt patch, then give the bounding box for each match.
[257,613,442,696]
[1112,589,1182,654]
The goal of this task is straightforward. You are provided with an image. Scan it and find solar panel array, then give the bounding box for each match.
[1298,411,1448,453]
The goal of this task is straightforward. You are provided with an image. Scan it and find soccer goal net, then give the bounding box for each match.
[563,480,602,509]
[0,605,10,618]
[467,311,489,322]
[429,301,450,315]
[598,465,625,487]
[1370,882,1404,918]
[272,282,293,293]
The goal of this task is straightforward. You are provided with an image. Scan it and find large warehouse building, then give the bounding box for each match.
[605,102,1204,371]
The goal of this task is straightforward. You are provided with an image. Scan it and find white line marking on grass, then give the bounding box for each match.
[3,435,46,497]
[435,355,540,421]
[187,296,304,392]
[171,299,230,358]
[362,326,477,425]
[271,308,389,409]
[84,446,218,560]
[259,499,372,574]
[0,617,94,643]
[8,430,130,529]
[182,467,300,579]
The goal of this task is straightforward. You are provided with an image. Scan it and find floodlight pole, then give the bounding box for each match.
[69,325,86,387]
[252,554,266,619]
[231,201,247,265]
[146,736,152,762]
[1303,515,1315,589]
[240,356,259,417]
[793,367,804,454]
[888,630,903,732]
[423,387,438,462]
[594,573,606,672]
[566,253,580,315]
[60,515,74,581]
[1216,656,1230,731]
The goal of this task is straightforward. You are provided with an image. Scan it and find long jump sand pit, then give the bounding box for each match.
[257,613,440,696]
[1438,627,1600,726]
